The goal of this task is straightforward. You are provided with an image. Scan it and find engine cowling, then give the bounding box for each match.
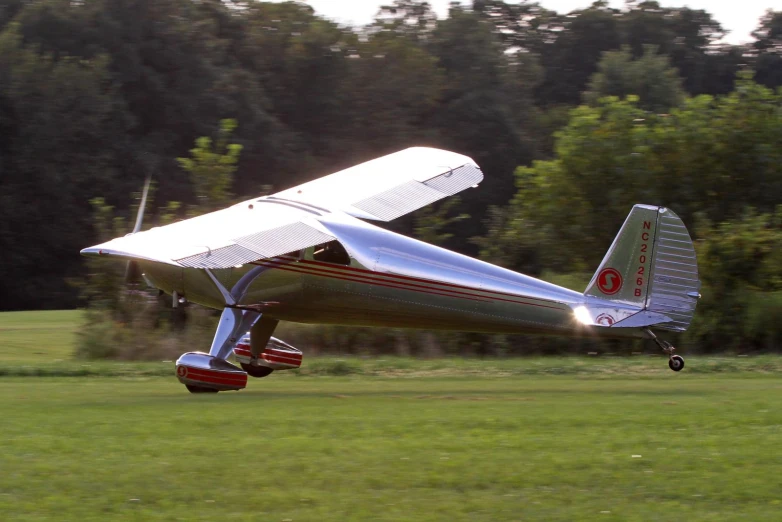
[233,336,303,371]
[175,352,247,391]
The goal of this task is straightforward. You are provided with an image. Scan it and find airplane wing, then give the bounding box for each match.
[81,201,336,269]
[272,147,482,221]
[81,147,481,268]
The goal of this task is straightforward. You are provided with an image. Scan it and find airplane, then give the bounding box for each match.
[81,147,701,393]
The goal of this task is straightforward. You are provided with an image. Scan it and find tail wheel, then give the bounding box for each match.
[668,355,685,372]
[186,384,219,394]
[241,363,274,378]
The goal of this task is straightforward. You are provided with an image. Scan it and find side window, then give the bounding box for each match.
[312,240,350,266]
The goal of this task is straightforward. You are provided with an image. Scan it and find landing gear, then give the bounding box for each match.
[644,328,685,372]
[668,355,685,372]
[240,363,274,378]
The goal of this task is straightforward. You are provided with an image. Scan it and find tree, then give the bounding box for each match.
[177,119,243,212]
[9,0,298,203]
[584,45,685,113]
[484,76,782,275]
[751,10,782,89]
[372,0,439,42]
[0,23,126,310]
[619,2,739,96]
[427,5,541,231]
[477,1,741,105]
[237,0,354,181]
[535,2,622,107]
[335,30,445,162]
[689,208,782,352]
[472,0,562,55]
[413,197,468,248]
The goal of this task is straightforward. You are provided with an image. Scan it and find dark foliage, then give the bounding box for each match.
[1,1,780,355]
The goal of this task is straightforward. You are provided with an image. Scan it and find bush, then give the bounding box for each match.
[75,296,218,361]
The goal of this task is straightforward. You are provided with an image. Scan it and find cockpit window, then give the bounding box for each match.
[312,240,350,266]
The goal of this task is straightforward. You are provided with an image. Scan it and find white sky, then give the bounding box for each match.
[287,0,775,45]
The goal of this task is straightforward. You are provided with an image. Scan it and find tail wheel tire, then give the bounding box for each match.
[241,363,274,378]
[186,384,219,394]
[668,355,685,372]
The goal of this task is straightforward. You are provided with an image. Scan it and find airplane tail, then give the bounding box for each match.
[584,205,701,332]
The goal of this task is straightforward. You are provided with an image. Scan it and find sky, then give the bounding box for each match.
[287,0,774,45]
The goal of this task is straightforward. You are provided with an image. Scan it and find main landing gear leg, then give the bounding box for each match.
[176,268,275,393]
[644,328,684,372]
[241,316,279,378]
[208,308,261,361]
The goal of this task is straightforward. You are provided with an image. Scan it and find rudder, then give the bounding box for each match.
[645,207,701,331]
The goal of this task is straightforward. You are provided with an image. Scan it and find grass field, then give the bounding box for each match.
[3,376,782,521]
[0,310,82,362]
[2,311,782,520]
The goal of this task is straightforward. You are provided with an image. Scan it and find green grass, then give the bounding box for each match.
[2,376,782,521]
[0,310,82,362]
[2,311,782,520]
[1,309,781,377]
[3,354,782,379]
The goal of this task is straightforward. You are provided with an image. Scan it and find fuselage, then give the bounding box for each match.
[142,212,643,338]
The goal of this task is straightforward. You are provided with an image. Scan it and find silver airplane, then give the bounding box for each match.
[81,148,701,393]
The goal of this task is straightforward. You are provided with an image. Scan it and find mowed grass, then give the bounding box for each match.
[2,311,782,520]
[2,376,782,521]
[0,310,82,362]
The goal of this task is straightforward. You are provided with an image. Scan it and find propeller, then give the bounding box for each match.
[125,176,151,284]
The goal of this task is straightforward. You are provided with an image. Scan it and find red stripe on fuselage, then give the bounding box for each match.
[253,258,564,311]
[280,255,558,304]
[252,260,491,303]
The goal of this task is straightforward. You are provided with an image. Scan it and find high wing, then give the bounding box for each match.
[81,147,481,268]
[272,147,482,221]
[81,200,335,268]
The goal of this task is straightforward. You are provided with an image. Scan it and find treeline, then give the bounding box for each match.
[1,1,781,352]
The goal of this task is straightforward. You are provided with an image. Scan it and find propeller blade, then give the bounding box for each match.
[125,177,152,285]
[132,176,152,235]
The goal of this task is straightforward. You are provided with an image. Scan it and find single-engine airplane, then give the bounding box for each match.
[81,147,701,393]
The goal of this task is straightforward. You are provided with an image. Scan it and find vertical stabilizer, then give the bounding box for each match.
[584,205,700,332]
[584,204,660,308]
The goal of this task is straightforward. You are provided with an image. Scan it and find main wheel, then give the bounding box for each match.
[668,355,685,372]
[240,363,274,378]
[186,384,219,393]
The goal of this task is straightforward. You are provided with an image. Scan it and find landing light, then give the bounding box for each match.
[573,306,592,325]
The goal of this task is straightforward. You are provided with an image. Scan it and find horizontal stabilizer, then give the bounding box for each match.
[572,305,672,328]
[610,310,673,328]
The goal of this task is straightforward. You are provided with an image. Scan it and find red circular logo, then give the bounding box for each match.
[595,313,615,326]
[177,366,188,378]
[597,268,623,295]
